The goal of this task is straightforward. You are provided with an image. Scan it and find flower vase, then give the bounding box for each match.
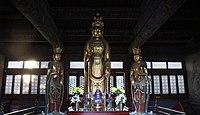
[75,102,80,111]
[116,92,121,96]
[119,102,123,111]
[74,92,80,111]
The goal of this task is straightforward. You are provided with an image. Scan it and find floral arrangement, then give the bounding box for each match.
[70,94,82,104]
[115,93,127,105]
[71,87,84,95]
[111,87,127,108]
[111,87,125,94]
[70,87,84,104]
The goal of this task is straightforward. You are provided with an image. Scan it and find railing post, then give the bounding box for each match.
[0,103,4,114]
[34,99,39,113]
[155,99,158,113]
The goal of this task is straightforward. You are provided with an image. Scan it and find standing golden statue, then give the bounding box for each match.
[45,46,64,114]
[83,13,111,111]
[130,47,150,115]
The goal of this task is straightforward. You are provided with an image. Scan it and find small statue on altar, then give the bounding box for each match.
[45,46,64,114]
[83,13,111,111]
[130,47,150,115]
[92,89,104,111]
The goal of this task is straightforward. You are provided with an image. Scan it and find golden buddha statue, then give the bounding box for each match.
[83,13,111,111]
[130,47,150,114]
[45,46,64,114]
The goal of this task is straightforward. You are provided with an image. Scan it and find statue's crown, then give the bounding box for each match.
[132,47,141,55]
[53,46,62,54]
[92,13,104,29]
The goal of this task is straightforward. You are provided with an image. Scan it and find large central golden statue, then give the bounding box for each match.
[83,13,111,111]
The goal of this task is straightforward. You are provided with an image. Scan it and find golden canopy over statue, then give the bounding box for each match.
[83,13,111,111]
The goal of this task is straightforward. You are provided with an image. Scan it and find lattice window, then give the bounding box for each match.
[106,76,114,92]
[40,75,47,94]
[116,75,125,89]
[8,61,23,68]
[170,75,177,94]
[153,75,160,94]
[13,75,21,94]
[31,75,38,94]
[5,75,13,94]
[79,76,84,91]
[148,75,152,94]
[161,75,169,94]
[40,61,49,68]
[22,75,30,94]
[152,62,167,69]
[177,75,185,94]
[24,60,39,69]
[111,62,123,69]
[110,76,114,92]
[69,76,77,95]
[168,62,182,69]
[146,62,151,69]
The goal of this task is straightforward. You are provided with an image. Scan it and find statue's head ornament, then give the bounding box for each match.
[53,46,62,54]
[92,13,104,31]
[132,47,141,55]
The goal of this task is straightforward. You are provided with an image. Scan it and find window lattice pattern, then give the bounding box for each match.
[106,76,114,92]
[152,62,167,69]
[8,61,23,68]
[170,75,177,94]
[69,76,77,95]
[116,75,125,89]
[161,75,169,94]
[148,75,152,94]
[110,76,114,92]
[40,75,47,94]
[153,75,160,94]
[5,75,13,94]
[22,75,30,94]
[31,75,38,94]
[13,75,21,94]
[24,61,39,69]
[40,61,49,68]
[178,75,185,93]
[79,76,84,91]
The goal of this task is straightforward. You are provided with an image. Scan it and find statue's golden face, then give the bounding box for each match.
[134,55,141,62]
[92,28,103,38]
[53,54,61,61]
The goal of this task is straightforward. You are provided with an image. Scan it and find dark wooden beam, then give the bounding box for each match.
[130,0,185,50]
[9,0,62,47]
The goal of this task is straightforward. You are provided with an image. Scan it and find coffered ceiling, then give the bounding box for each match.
[0,0,199,58]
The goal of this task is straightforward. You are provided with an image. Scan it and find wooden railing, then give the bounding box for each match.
[4,107,36,115]
[156,105,186,115]
[152,100,186,115]
[2,105,45,115]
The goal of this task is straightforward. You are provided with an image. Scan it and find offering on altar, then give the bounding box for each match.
[69,87,84,111]
[92,89,104,111]
[111,87,128,111]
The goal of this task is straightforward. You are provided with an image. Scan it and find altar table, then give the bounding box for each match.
[68,111,129,115]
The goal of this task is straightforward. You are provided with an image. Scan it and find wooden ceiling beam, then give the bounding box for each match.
[129,0,185,50]
[9,0,62,47]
